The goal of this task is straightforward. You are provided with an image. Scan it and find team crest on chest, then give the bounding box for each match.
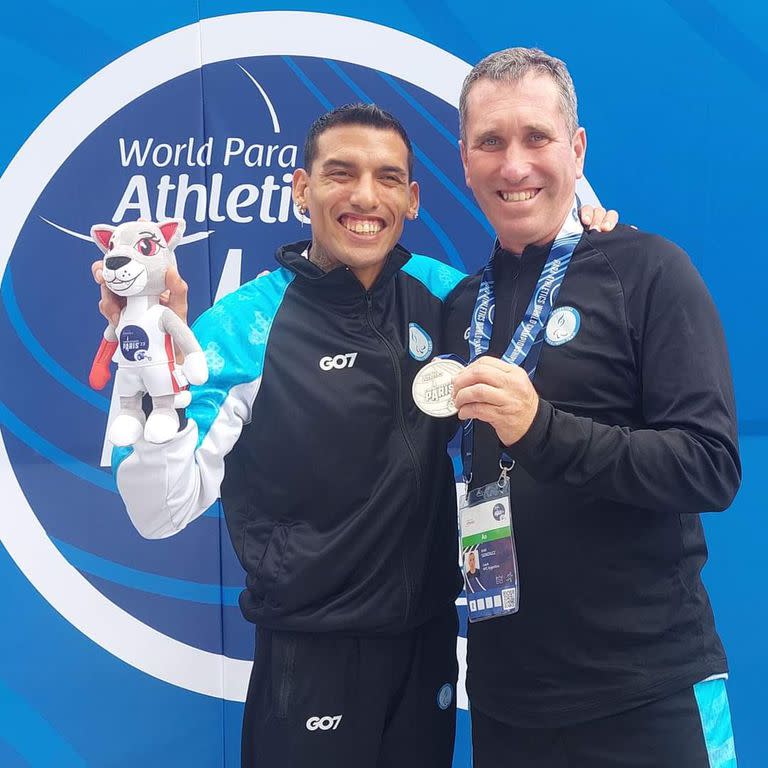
[408,322,433,361]
[545,306,581,346]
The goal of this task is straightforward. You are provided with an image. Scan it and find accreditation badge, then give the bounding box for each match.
[460,475,519,622]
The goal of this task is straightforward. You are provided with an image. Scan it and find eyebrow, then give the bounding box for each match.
[320,158,407,176]
[473,122,554,141]
[473,129,499,142]
[320,159,356,171]
[524,123,554,134]
[378,165,408,177]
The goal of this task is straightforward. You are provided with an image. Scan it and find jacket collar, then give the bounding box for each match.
[491,237,554,265]
[275,239,412,303]
[490,232,586,277]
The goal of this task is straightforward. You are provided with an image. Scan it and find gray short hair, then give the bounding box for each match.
[459,47,579,139]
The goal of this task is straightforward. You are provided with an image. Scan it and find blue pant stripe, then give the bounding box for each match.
[693,679,737,768]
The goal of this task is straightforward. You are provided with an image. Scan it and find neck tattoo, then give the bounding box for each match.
[308,243,342,273]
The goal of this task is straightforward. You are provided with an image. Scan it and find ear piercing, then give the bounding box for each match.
[296,201,308,227]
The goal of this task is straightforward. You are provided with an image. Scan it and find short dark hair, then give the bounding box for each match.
[303,103,414,180]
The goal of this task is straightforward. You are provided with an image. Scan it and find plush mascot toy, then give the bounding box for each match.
[88,218,208,446]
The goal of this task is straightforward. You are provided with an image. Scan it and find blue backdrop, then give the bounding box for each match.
[0,3,764,767]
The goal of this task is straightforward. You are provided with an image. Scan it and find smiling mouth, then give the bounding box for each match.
[107,275,140,292]
[339,215,385,236]
[498,189,540,202]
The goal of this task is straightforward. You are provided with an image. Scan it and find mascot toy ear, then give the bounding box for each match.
[158,218,186,250]
[91,225,116,254]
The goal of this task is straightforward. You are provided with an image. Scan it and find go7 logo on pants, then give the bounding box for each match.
[319,353,358,371]
[306,715,343,731]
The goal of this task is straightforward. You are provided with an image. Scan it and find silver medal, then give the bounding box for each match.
[412,357,464,417]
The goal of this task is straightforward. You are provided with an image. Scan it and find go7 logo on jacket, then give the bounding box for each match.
[319,353,358,371]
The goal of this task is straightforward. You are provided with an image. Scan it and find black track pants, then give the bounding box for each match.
[471,678,736,768]
[242,606,459,768]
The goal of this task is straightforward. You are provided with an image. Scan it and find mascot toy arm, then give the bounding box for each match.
[88,218,208,446]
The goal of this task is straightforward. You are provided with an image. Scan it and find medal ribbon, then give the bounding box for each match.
[461,200,583,483]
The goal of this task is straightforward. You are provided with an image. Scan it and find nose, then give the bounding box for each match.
[499,144,531,184]
[349,174,379,210]
[105,256,131,270]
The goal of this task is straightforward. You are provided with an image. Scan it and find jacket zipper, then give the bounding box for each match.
[365,291,420,620]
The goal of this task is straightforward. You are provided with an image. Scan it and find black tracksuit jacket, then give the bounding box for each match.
[444,224,741,725]
[115,240,465,635]
[227,242,465,633]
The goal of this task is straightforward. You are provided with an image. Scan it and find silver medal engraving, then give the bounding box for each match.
[412,357,464,417]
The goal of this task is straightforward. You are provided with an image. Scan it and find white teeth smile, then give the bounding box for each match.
[341,218,383,235]
[108,275,138,291]
[500,190,538,202]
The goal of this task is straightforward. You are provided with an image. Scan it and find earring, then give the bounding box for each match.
[413,211,419,220]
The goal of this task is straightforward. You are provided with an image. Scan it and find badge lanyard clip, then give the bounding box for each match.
[498,457,515,487]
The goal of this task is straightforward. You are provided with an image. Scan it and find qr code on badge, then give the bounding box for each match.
[502,588,517,611]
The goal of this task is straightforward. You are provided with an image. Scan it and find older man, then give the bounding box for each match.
[447,48,740,767]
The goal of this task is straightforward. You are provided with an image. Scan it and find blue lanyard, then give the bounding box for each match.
[461,201,583,483]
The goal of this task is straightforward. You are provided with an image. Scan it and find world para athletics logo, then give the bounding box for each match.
[0,12,600,706]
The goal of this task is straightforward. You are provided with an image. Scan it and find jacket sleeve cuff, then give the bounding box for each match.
[506,397,554,465]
